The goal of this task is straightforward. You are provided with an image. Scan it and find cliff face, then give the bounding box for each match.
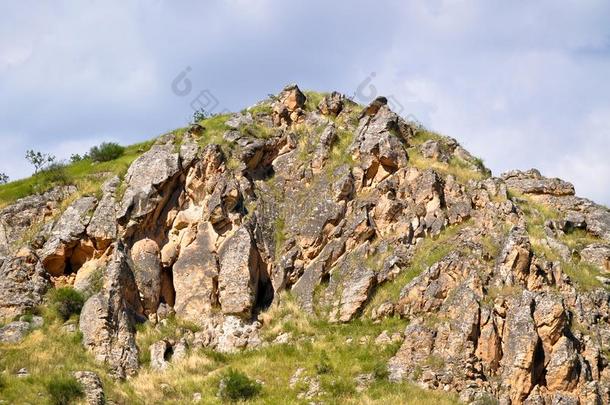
[1,85,610,404]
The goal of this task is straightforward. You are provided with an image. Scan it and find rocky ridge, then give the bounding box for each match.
[1,85,610,404]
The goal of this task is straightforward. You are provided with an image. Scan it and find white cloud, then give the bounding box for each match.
[0,0,609,205]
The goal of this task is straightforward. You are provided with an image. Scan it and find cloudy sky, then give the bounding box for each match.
[1,0,609,204]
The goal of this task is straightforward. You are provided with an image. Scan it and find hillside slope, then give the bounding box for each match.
[1,85,610,404]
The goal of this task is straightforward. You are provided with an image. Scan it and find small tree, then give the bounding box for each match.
[0,172,8,185]
[192,108,209,123]
[25,150,56,174]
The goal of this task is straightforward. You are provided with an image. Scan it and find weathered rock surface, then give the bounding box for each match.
[73,371,105,405]
[40,196,97,276]
[218,226,263,317]
[0,321,31,343]
[502,169,575,196]
[0,186,76,259]
[3,86,610,403]
[0,248,49,321]
[79,244,140,378]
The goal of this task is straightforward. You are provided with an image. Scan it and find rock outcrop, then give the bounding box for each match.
[2,85,610,404]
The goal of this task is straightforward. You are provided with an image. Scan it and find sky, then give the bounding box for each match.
[1,0,609,205]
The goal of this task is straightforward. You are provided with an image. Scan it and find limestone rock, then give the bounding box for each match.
[318,91,344,116]
[218,226,264,317]
[150,340,171,371]
[73,371,105,405]
[580,243,610,272]
[87,176,119,250]
[172,222,219,323]
[272,84,306,126]
[130,238,162,315]
[40,196,97,276]
[502,169,575,196]
[0,249,49,321]
[500,292,541,403]
[0,321,31,343]
[79,243,140,378]
[0,186,76,259]
[117,143,181,225]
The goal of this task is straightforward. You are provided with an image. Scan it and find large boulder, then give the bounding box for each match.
[0,321,31,344]
[73,371,105,405]
[500,292,541,403]
[580,243,610,272]
[116,143,181,226]
[352,101,412,185]
[40,196,98,276]
[502,169,575,196]
[272,84,306,127]
[79,243,141,378]
[218,226,264,317]
[172,222,219,323]
[0,248,49,321]
[87,177,119,250]
[0,186,76,259]
[130,238,162,315]
[317,91,344,116]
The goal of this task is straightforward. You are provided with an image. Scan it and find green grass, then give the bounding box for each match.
[406,129,490,183]
[304,90,328,112]
[509,190,608,291]
[367,221,472,311]
[247,102,273,116]
[0,140,154,209]
[196,114,231,147]
[124,293,458,404]
[408,146,487,184]
[327,128,355,169]
[0,308,138,404]
[46,374,84,405]
[562,261,607,291]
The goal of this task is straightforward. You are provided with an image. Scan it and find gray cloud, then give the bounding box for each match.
[1,0,608,204]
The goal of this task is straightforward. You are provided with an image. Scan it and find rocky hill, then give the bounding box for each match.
[1,85,610,404]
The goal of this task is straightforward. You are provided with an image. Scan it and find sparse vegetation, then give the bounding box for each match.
[217,369,262,402]
[304,90,327,112]
[0,139,154,209]
[46,375,84,405]
[367,220,473,311]
[89,142,125,162]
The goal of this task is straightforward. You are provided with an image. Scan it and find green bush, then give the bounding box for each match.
[89,142,125,162]
[192,108,209,123]
[315,351,333,374]
[49,288,85,321]
[46,375,84,405]
[218,369,262,402]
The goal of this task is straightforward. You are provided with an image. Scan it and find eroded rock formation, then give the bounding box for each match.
[2,85,610,404]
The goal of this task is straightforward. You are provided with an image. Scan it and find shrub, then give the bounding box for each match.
[193,108,209,123]
[46,375,84,405]
[0,172,8,185]
[89,142,125,162]
[49,287,85,321]
[316,351,333,374]
[69,153,88,163]
[218,369,262,402]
